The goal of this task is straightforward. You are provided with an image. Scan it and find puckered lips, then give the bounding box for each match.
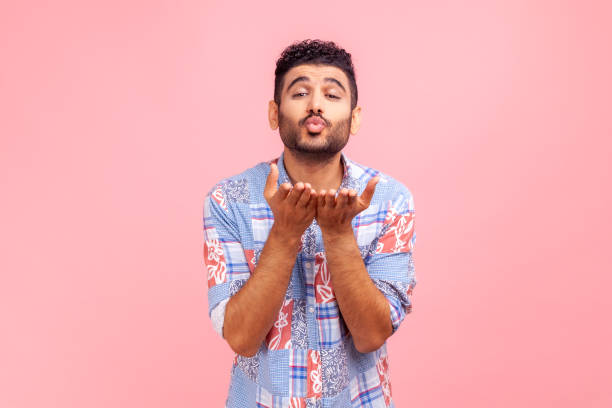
[304,116,326,133]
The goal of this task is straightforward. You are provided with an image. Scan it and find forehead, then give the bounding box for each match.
[283,64,349,89]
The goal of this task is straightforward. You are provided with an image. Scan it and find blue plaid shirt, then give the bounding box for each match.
[203,151,417,407]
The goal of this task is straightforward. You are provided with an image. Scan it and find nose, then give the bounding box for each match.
[307,88,323,114]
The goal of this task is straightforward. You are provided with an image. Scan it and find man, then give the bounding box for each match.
[203,39,417,407]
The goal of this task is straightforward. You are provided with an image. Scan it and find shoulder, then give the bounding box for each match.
[205,157,276,209]
[347,157,415,210]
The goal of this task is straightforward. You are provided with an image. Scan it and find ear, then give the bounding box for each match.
[350,105,362,135]
[268,100,279,130]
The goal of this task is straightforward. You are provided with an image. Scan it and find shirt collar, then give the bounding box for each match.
[274,151,352,189]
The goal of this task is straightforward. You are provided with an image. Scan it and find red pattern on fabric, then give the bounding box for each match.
[314,252,335,303]
[376,205,415,254]
[307,349,322,398]
[376,354,392,406]
[265,299,294,350]
[204,239,227,288]
[288,398,305,408]
[244,249,256,274]
[211,184,227,211]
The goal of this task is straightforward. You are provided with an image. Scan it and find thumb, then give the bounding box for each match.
[359,175,379,207]
[264,162,279,200]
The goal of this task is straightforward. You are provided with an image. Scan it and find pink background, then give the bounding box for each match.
[1,1,611,407]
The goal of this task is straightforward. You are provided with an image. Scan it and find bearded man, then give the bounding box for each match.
[203,39,417,407]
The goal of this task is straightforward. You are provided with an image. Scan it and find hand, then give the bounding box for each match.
[264,163,318,241]
[316,176,380,236]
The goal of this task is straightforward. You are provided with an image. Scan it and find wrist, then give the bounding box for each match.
[269,223,303,247]
[320,223,355,242]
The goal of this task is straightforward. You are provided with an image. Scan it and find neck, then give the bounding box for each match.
[282,148,345,192]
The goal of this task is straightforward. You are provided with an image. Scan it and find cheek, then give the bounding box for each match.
[329,99,352,114]
[279,103,303,121]
[329,106,352,123]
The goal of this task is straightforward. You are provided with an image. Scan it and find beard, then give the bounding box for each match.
[278,110,351,163]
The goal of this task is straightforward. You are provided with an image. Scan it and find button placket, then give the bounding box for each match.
[305,260,316,313]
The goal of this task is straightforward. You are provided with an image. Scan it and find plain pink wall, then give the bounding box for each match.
[1,0,611,407]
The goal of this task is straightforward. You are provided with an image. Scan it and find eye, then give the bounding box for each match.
[293,92,307,97]
[327,94,340,99]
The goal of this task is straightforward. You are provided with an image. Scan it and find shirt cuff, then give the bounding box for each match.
[211,297,230,338]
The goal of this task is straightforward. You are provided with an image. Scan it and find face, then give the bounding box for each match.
[269,64,361,162]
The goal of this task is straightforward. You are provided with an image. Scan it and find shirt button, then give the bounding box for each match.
[308,306,315,313]
[305,262,312,268]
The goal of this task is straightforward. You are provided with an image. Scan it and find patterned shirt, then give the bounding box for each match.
[203,150,417,407]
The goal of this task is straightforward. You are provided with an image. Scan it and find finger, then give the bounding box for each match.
[297,184,312,207]
[307,189,318,211]
[286,182,305,205]
[336,188,349,207]
[347,189,358,206]
[326,189,336,208]
[359,176,380,207]
[276,182,292,201]
[318,189,327,209]
[305,184,316,208]
[264,163,279,200]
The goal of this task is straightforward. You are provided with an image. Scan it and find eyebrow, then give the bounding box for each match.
[286,76,347,93]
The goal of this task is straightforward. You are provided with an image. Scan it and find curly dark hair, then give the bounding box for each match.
[274,39,358,110]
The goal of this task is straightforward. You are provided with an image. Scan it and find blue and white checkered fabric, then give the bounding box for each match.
[203,151,417,407]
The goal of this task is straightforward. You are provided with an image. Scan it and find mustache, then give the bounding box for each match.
[299,113,331,127]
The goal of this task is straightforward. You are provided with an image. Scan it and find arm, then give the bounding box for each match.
[316,177,416,353]
[321,226,393,353]
[223,225,300,356]
[222,163,318,357]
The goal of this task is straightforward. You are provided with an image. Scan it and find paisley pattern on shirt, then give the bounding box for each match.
[301,221,318,256]
[291,299,308,349]
[321,342,349,397]
[203,151,417,407]
[229,279,247,297]
[221,178,250,203]
[236,353,259,382]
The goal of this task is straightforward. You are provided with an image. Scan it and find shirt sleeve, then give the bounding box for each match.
[203,183,252,339]
[365,190,417,334]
